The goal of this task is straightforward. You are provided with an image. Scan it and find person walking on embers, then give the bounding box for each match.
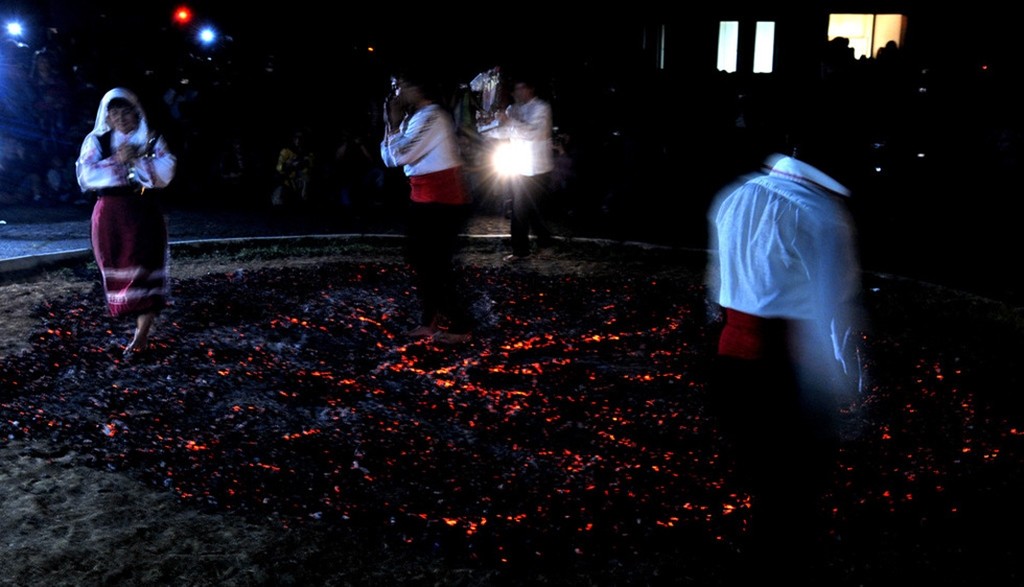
[705,102,865,581]
[76,87,177,357]
[380,71,474,345]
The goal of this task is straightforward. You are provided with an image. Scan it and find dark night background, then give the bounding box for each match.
[1,4,1024,585]
[2,1,1022,301]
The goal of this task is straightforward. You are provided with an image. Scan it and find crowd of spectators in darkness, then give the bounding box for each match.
[0,22,392,213]
[0,29,91,205]
[1,19,1020,241]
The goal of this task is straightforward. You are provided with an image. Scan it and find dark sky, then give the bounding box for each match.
[14,1,1018,83]
[10,1,1019,139]
[14,1,633,82]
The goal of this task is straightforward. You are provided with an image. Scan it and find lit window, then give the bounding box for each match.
[717,21,739,72]
[718,21,775,74]
[828,14,906,59]
[752,21,775,73]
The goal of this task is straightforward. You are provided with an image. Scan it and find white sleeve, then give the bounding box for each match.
[131,135,177,189]
[75,134,126,191]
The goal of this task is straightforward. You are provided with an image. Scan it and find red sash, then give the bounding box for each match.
[718,308,788,360]
[409,167,470,205]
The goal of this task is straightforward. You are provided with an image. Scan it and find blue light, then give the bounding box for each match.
[5,22,23,36]
[198,27,216,45]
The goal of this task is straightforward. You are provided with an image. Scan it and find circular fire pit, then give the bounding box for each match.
[1,236,1021,585]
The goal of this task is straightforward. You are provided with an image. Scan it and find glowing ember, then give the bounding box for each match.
[0,249,1021,583]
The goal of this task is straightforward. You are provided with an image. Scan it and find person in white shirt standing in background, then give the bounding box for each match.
[483,74,556,261]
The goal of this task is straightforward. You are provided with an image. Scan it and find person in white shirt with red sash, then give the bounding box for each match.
[706,108,865,579]
[381,71,473,344]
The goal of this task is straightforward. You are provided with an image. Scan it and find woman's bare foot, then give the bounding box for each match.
[124,312,156,357]
[406,324,439,338]
[405,317,441,339]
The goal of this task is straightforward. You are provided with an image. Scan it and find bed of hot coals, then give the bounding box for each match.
[1,242,1022,585]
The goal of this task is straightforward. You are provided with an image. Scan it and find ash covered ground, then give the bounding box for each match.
[0,239,1022,586]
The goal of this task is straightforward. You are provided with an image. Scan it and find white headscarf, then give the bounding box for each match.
[89,87,153,151]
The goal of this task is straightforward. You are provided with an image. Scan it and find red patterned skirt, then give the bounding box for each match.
[90,190,169,317]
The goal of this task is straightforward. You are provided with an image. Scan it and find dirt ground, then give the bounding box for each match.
[1,238,1022,586]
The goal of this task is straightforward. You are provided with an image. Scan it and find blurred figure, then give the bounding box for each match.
[272,128,314,207]
[482,75,555,260]
[213,134,251,207]
[327,128,377,215]
[381,71,474,345]
[44,152,76,203]
[30,49,73,156]
[705,112,864,580]
[0,136,44,204]
[549,129,578,218]
[76,88,177,357]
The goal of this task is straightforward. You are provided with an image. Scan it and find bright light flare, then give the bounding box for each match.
[491,141,531,177]
[198,27,217,45]
[173,5,193,25]
[5,22,23,36]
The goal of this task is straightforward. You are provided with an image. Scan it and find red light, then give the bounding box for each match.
[173,5,193,25]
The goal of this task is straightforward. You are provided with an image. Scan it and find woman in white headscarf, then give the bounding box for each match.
[76,87,177,357]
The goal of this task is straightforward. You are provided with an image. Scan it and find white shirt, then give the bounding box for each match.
[380,103,463,177]
[708,154,864,387]
[708,155,860,325]
[483,96,553,176]
[76,130,176,191]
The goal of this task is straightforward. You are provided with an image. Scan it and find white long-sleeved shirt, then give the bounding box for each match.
[708,155,863,382]
[76,129,176,191]
[708,155,860,326]
[483,97,553,176]
[380,103,462,177]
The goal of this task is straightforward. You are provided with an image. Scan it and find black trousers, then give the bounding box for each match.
[709,352,840,566]
[510,172,553,256]
[404,202,473,333]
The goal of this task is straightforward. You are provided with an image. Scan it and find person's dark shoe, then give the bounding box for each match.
[534,243,557,257]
